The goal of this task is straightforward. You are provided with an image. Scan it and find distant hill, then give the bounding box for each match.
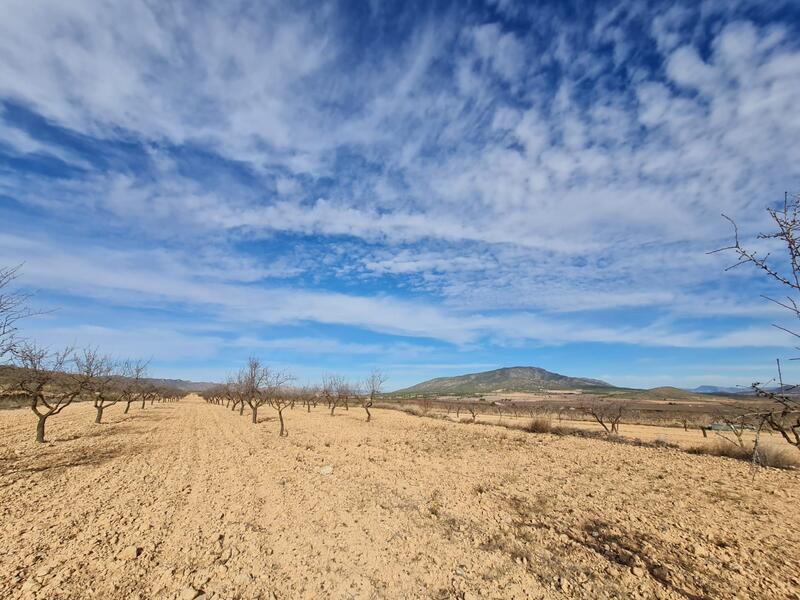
[645,386,706,400]
[393,366,614,395]
[690,384,800,397]
[142,378,217,392]
[0,365,215,393]
[691,385,749,395]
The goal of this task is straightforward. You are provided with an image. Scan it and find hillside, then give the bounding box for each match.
[393,366,614,395]
[644,386,704,401]
[0,365,215,394]
[141,378,217,392]
[691,385,746,395]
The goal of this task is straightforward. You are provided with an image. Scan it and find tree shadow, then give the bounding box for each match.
[0,443,145,489]
[572,519,717,600]
[499,495,721,600]
[53,422,143,442]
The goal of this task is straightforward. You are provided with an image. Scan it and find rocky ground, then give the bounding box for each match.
[0,396,798,599]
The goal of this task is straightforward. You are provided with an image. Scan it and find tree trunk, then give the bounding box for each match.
[239,402,245,416]
[36,414,47,443]
[252,406,258,424]
[124,401,132,414]
[279,410,286,436]
[95,405,104,424]
[141,398,146,409]
[330,404,336,416]
[365,405,371,422]
[307,401,311,413]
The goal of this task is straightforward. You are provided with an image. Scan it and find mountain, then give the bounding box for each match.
[0,365,216,393]
[690,385,749,395]
[142,378,217,392]
[393,366,614,395]
[645,386,707,400]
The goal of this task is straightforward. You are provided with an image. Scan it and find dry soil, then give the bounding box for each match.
[1,396,798,600]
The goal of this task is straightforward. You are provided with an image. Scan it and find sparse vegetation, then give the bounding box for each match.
[716,192,800,459]
[363,369,387,422]
[583,399,625,435]
[9,343,108,442]
[0,265,36,360]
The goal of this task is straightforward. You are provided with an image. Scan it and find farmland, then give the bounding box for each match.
[1,395,798,600]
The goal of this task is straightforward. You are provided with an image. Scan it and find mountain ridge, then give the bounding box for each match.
[393,366,614,395]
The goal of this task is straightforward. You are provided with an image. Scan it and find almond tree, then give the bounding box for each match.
[0,265,35,360]
[140,383,159,409]
[239,357,270,424]
[82,351,117,424]
[266,374,295,436]
[222,379,237,408]
[120,360,148,414]
[301,385,318,412]
[716,192,800,454]
[363,369,387,422]
[325,375,350,416]
[9,343,104,442]
[583,399,624,435]
[228,376,246,415]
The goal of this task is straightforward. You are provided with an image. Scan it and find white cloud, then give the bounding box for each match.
[1,0,799,371]
[2,232,796,351]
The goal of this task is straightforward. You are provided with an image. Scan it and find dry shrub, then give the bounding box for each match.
[523,417,552,433]
[401,405,423,417]
[754,445,800,469]
[652,437,678,449]
[688,440,799,469]
[687,440,751,460]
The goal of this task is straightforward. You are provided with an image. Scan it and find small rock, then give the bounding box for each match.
[652,565,671,581]
[180,587,200,600]
[319,465,334,476]
[631,566,646,577]
[22,579,42,593]
[118,546,141,561]
[35,565,52,577]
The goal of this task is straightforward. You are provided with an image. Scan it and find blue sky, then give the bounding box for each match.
[2,0,800,389]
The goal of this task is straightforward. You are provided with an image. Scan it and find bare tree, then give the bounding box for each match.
[583,399,624,435]
[9,343,104,442]
[715,192,800,454]
[237,357,293,428]
[267,376,295,437]
[224,376,245,413]
[324,375,347,416]
[140,382,159,409]
[363,369,387,422]
[119,360,148,414]
[717,416,752,448]
[239,357,269,424]
[300,385,318,412]
[0,265,37,359]
[80,350,117,424]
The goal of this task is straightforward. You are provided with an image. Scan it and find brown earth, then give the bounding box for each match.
[1,396,799,600]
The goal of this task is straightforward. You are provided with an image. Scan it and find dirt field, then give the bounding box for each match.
[1,396,799,600]
[436,413,787,452]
